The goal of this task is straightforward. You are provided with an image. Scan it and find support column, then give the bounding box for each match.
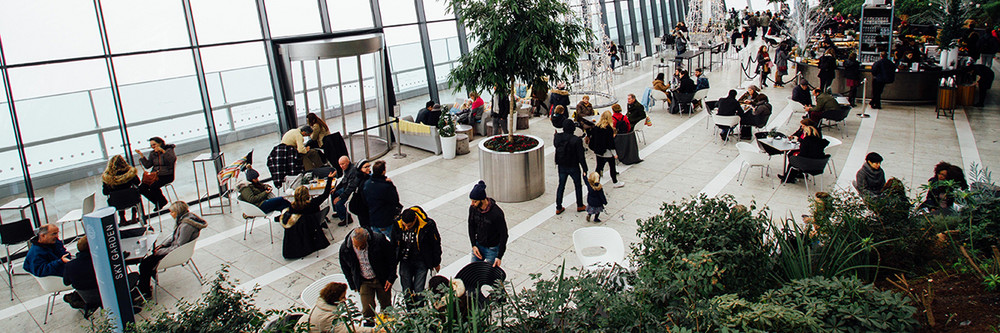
[415,0,439,102]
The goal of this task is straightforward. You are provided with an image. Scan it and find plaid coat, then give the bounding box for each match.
[266,144,303,187]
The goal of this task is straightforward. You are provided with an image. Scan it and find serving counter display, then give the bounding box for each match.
[795,60,958,104]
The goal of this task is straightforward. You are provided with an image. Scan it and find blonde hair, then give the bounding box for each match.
[802,125,820,137]
[291,186,311,209]
[587,172,603,191]
[596,111,615,133]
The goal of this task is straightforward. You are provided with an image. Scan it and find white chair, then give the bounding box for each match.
[573,227,626,270]
[735,142,773,187]
[34,275,73,324]
[786,99,806,125]
[300,274,361,309]
[823,135,843,174]
[56,192,96,239]
[235,193,279,244]
[712,115,741,143]
[692,90,709,115]
[152,240,204,301]
[649,90,671,112]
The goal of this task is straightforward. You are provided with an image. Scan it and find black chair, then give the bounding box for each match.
[455,262,506,308]
[786,155,831,193]
[108,188,146,227]
[672,92,696,116]
[321,132,350,170]
[1,218,35,300]
[820,106,851,138]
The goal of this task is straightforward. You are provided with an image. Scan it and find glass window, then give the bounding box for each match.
[427,21,459,84]
[0,71,30,211]
[190,0,262,45]
[384,25,427,94]
[606,4,618,42]
[379,0,418,26]
[199,42,276,138]
[423,0,453,22]
[101,0,191,53]
[264,0,323,37]
[329,0,374,31]
[0,1,104,65]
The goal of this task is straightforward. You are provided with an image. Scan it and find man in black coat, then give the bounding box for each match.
[554,119,589,215]
[715,90,741,139]
[415,100,435,125]
[333,156,363,226]
[966,64,995,107]
[791,79,813,107]
[363,160,402,239]
[390,206,442,302]
[626,94,647,127]
[870,52,895,109]
[340,227,397,321]
[468,181,508,268]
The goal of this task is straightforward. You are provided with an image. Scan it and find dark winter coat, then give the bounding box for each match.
[339,229,397,291]
[390,209,442,269]
[363,175,403,228]
[467,199,508,259]
[554,120,588,172]
[23,238,68,277]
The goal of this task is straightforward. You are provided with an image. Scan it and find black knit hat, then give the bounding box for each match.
[470,180,487,200]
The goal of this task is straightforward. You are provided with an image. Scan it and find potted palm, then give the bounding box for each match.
[438,111,457,160]
[929,0,973,69]
[447,0,590,202]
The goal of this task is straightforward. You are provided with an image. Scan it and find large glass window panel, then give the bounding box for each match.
[6,60,120,223]
[0,76,31,224]
[0,1,104,65]
[264,0,322,37]
[101,0,191,53]
[329,0,374,31]
[379,0,418,26]
[427,21,459,84]
[423,0,453,22]
[621,2,632,43]
[199,42,276,137]
[190,0,262,45]
[384,26,428,94]
[606,3,618,42]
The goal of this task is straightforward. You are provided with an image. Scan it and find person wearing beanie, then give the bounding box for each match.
[237,167,289,214]
[391,206,442,303]
[854,152,886,196]
[467,181,508,267]
[554,119,588,215]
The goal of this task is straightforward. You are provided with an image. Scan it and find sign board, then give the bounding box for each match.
[82,206,135,332]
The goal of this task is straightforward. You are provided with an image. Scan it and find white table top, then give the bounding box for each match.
[0,197,41,210]
[122,233,159,261]
[759,137,800,152]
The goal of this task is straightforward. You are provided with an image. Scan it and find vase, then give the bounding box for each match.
[441,135,457,160]
[478,134,545,202]
[939,48,959,70]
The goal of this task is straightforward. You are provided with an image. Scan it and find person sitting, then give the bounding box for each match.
[791,79,813,106]
[739,93,772,139]
[715,90,741,139]
[919,162,968,213]
[548,82,571,116]
[777,119,829,183]
[854,152,885,196]
[102,155,141,224]
[137,202,207,298]
[573,95,596,125]
[805,88,839,123]
[281,171,336,259]
[652,73,671,105]
[296,281,376,333]
[625,93,647,127]
[611,104,631,133]
[237,168,290,214]
[135,137,176,211]
[738,85,760,104]
[550,105,567,128]
[415,100,436,125]
[675,70,697,94]
[694,68,710,91]
[23,224,69,278]
[62,236,102,317]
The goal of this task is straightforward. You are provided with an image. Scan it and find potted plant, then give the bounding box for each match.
[438,111,457,160]
[930,0,973,69]
[447,0,590,202]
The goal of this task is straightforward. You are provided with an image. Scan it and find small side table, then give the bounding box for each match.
[516,114,530,129]
[455,134,471,155]
[0,197,48,228]
[192,152,231,216]
[456,124,474,141]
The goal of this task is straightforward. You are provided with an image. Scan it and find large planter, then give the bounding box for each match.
[478,135,545,203]
[441,135,457,159]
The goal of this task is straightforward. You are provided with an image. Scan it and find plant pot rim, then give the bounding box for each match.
[478,134,545,154]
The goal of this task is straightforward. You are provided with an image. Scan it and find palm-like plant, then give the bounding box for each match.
[446,0,591,144]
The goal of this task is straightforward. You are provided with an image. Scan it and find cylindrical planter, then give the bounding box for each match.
[478,135,545,203]
[441,135,457,160]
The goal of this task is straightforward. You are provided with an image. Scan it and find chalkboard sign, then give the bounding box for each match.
[859,5,894,64]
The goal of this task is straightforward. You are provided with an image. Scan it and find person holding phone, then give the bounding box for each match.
[134,137,176,211]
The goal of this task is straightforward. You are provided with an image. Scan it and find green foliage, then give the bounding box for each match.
[633,195,775,298]
[437,111,456,137]
[759,276,919,332]
[954,165,1000,252]
[770,219,890,283]
[383,279,493,332]
[631,251,726,327]
[706,294,822,332]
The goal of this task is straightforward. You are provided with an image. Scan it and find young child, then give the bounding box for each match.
[586,172,608,222]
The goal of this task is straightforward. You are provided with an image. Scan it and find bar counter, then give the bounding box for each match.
[794,60,959,104]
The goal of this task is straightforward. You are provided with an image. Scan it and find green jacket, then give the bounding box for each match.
[238,183,271,207]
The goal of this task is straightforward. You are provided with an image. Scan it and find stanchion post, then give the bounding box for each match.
[858,78,870,118]
[393,104,406,159]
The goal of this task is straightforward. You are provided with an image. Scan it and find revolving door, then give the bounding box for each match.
[279,33,392,161]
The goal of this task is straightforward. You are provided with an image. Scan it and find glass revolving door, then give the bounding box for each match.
[281,33,390,161]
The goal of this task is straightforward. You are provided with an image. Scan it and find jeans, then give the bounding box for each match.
[259,198,290,214]
[471,245,499,264]
[371,226,392,241]
[333,188,347,218]
[359,279,392,319]
[872,81,886,107]
[492,116,508,135]
[555,166,584,209]
[595,156,618,183]
[398,260,428,296]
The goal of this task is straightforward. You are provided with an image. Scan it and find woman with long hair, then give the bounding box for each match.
[102,155,141,224]
[756,45,772,88]
[652,73,671,104]
[282,171,336,259]
[774,43,790,87]
[306,113,330,148]
[135,136,176,211]
[778,119,829,183]
[587,111,624,187]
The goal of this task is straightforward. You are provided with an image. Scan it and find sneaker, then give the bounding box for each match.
[593,217,603,222]
[556,207,566,215]
[614,181,625,188]
[586,214,591,222]
[576,206,586,212]
[63,292,86,309]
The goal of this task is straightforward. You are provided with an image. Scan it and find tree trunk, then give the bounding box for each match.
[508,78,516,142]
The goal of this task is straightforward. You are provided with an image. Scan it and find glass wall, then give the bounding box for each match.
[0,0,684,228]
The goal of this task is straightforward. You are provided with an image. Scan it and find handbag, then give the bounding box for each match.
[778,65,788,72]
[141,171,159,186]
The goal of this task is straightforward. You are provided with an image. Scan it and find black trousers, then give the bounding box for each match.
[138,174,174,208]
[595,156,618,183]
[871,81,887,107]
[138,253,166,293]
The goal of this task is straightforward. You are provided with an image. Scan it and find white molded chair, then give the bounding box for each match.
[649,89,671,112]
[235,193,279,244]
[34,275,73,324]
[822,135,843,174]
[712,115,741,143]
[786,99,806,125]
[573,227,626,270]
[735,142,773,187]
[153,240,204,301]
[692,90,709,114]
[300,274,361,309]
[56,192,96,239]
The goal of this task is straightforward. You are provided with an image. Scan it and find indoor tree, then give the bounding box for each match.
[446,0,591,147]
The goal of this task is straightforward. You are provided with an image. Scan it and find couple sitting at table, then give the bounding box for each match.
[776,119,830,184]
[715,90,772,140]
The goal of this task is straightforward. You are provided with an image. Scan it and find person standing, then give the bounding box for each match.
[391,206,442,303]
[135,137,176,211]
[492,86,510,135]
[588,111,624,187]
[817,48,837,92]
[554,119,589,215]
[339,227,397,322]
[842,52,862,107]
[467,181,508,267]
[774,43,790,87]
[306,113,330,148]
[363,160,402,239]
[978,30,999,66]
[585,172,608,223]
[870,51,896,109]
[137,202,207,298]
[756,46,772,88]
[854,152,885,196]
[966,64,995,107]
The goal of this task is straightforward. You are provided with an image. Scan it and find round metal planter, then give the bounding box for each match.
[478,135,546,203]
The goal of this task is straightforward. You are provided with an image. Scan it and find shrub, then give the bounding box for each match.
[954,165,1000,253]
[706,294,822,332]
[770,219,890,283]
[633,195,775,298]
[759,276,918,332]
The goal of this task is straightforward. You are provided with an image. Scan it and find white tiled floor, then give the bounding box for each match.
[4,41,999,331]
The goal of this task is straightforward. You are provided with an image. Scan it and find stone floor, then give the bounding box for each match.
[2,40,998,331]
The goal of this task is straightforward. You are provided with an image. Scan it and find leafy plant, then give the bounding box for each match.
[705,294,822,332]
[759,276,919,332]
[953,164,1000,252]
[770,218,891,283]
[447,0,590,142]
[437,111,456,137]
